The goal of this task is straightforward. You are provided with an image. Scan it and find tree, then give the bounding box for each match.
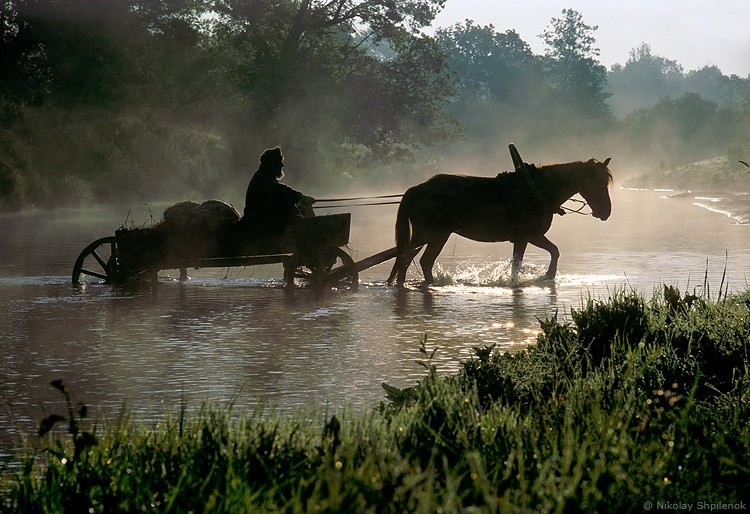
[0,0,461,207]
[684,65,736,108]
[4,0,134,109]
[1,0,52,119]
[727,75,750,162]
[540,9,611,122]
[0,0,140,207]
[607,43,684,117]
[621,92,735,163]
[436,20,537,104]
[210,0,446,109]
[340,31,459,161]
[209,0,457,171]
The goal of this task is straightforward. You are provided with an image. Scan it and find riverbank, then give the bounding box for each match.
[624,156,750,224]
[2,285,749,512]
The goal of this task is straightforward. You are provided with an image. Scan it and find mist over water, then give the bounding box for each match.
[1,188,749,455]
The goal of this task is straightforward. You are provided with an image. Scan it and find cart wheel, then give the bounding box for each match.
[294,247,359,291]
[72,237,120,285]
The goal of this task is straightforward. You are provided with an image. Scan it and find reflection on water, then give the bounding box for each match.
[1,189,750,454]
[1,276,554,448]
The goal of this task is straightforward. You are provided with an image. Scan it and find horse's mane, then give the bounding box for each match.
[536,160,613,186]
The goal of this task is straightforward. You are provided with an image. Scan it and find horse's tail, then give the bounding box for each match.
[394,197,412,253]
[387,195,412,284]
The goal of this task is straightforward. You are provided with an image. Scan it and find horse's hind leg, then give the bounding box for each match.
[387,258,400,284]
[388,245,423,286]
[527,235,560,279]
[420,234,450,285]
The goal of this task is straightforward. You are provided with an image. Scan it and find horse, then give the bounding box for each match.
[386,158,613,285]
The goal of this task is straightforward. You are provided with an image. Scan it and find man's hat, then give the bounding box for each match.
[260,147,283,166]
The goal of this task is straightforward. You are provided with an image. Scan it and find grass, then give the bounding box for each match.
[2,286,749,513]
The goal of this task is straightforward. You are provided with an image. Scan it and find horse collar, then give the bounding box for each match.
[517,162,541,197]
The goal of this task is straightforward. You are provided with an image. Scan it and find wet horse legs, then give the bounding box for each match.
[419,234,450,284]
[512,237,560,280]
[389,245,423,285]
[529,235,560,279]
[512,241,527,278]
[388,233,449,286]
[513,241,528,270]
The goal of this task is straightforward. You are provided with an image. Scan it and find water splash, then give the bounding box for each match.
[426,260,624,290]
[432,260,550,288]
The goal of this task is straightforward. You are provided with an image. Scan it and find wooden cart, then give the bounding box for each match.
[72,213,359,292]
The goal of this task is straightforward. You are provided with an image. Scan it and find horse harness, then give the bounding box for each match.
[508,143,593,217]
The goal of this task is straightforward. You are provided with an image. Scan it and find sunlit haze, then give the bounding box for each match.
[431,0,750,77]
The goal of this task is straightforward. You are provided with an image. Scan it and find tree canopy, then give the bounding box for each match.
[436,20,536,103]
[540,8,611,122]
[0,0,458,207]
[0,4,748,210]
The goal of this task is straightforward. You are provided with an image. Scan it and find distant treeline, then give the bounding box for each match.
[1,1,748,210]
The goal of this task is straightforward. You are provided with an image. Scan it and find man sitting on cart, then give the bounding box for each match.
[241,146,316,236]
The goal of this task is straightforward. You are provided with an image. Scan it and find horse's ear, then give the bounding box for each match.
[603,157,611,166]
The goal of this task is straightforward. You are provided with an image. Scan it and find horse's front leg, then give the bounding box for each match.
[512,241,527,270]
[511,241,528,281]
[527,235,560,279]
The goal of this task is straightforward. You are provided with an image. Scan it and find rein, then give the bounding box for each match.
[315,194,403,202]
[560,197,592,215]
[314,200,401,209]
[313,194,403,209]
[310,172,596,215]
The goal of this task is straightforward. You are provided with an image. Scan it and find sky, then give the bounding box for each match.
[430,0,750,78]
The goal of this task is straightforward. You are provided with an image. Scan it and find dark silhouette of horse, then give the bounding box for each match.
[387,158,613,285]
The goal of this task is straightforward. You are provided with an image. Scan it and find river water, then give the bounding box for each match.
[1,188,749,454]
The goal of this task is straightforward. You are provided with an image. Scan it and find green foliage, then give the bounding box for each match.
[0,0,456,208]
[621,92,736,163]
[607,43,685,117]
[572,290,650,366]
[2,1,750,208]
[540,9,612,122]
[435,11,618,150]
[3,288,749,512]
[609,44,747,170]
[436,20,537,104]
[608,44,744,118]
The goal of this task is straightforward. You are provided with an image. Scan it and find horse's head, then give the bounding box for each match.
[579,158,613,220]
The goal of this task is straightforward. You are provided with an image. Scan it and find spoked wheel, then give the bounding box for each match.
[290,247,359,291]
[72,237,120,285]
